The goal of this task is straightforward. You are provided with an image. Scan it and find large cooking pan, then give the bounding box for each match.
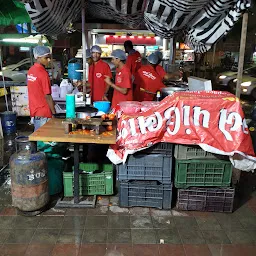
[76,106,98,118]
[161,86,188,98]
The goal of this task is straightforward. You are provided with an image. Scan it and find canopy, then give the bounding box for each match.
[0,0,31,26]
[23,0,251,52]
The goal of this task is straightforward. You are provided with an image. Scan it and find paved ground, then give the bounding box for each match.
[0,182,255,256]
[0,89,256,256]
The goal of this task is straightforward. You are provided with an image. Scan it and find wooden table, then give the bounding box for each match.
[29,118,116,208]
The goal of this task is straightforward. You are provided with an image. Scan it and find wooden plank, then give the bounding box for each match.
[0,117,3,139]
[29,119,116,144]
[236,12,248,98]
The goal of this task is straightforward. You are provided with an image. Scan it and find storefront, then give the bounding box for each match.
[91,29,163,59]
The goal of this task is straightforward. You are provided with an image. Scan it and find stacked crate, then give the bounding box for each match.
[174,145,235,212]
[63,163,114,196]
[117,143,174,209]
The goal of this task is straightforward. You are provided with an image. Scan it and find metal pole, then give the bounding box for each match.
[212,44,216,69]
[169,37,174,65]
[81,0,87,96]
[0,47,9,111]
[73,143,80,204]
[50,47,54,85]
[236,12,248,98]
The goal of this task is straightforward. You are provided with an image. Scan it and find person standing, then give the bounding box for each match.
[27,46,56,131]
[154,51,181,81]
[89,45,112,102]
[104,49,132,108]
[134,53,165,101]
[73,49,93,92]
[124,40,142,80]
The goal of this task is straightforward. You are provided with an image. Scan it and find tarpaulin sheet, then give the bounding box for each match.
[22,0,251,52]
[107,91,256,171]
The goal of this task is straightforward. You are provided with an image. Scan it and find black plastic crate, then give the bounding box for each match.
[117,154,173,184]
[177,187,235,212]
[119,181,172,209]
[141,143,173,156]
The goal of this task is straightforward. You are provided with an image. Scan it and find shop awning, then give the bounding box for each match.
[0,0,31,26]
[23,0,251,53]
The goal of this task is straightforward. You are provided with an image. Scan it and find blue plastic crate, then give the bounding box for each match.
[119,181,172,209]
[117,154,173,184]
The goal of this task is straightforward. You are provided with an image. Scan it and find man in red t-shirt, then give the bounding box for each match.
[154,51,181,81]
[134,53,165,101]
[88,45,112,102]
[104,49,132,108]
[124,40,142,81]
[27,46,56,131]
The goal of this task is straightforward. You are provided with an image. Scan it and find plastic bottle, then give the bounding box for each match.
[156,91,161,102]
[86,94,91,106]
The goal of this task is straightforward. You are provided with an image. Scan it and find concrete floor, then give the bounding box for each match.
[0,94,256,256]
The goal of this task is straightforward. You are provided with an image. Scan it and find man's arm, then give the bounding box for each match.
[103,65,113,100]
[104,76,128,95]
[45,94,56,115]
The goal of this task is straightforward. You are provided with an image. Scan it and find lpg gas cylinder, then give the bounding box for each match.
[9,136,49,212]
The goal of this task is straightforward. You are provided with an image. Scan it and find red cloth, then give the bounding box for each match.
[126,51,142,77]
[89,59,112,102]
[156,65,166,80]
[134,65,165,101]
[27,63,52,118]
[112,65,133,108]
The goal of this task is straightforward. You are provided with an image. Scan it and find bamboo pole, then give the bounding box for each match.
[236,12,248,98]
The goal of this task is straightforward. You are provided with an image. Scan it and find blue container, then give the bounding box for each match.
[93,101,111,113]
[0,111,17,135]
[68,59,81,80]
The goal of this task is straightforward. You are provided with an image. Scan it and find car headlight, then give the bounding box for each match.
[233,79,238,83]
[241,81,252,87]
[219,75,227,79]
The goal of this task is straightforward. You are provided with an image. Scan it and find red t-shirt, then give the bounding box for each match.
[112,65,133,108]
[126,50,142,78]
[27,63,52,118]
[89,59,112,102]
[134,65,165,101]
[156,65,166,80]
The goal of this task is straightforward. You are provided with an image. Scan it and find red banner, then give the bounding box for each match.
[107,91,256,171]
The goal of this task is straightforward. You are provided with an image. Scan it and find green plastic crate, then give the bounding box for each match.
[63,163,114,196]
[174,144,227,160]
[175,159,232,188]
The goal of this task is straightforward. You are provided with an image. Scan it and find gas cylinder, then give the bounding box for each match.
[9,136,49,212]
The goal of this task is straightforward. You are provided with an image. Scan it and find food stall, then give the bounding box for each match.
[8,0,252,213]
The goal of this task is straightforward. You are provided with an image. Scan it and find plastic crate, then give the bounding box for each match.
[119,181,172,209]
[117,154,173,184]
[174,144,226,160]
[63,163,114,196]
[175,159,232,188]
[141,143,173,156]
[177,187,235,212]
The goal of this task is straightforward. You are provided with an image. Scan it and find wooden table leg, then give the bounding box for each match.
[73,143,80,204]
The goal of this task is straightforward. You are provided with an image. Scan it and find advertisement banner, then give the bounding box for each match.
[107,91,256,171]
